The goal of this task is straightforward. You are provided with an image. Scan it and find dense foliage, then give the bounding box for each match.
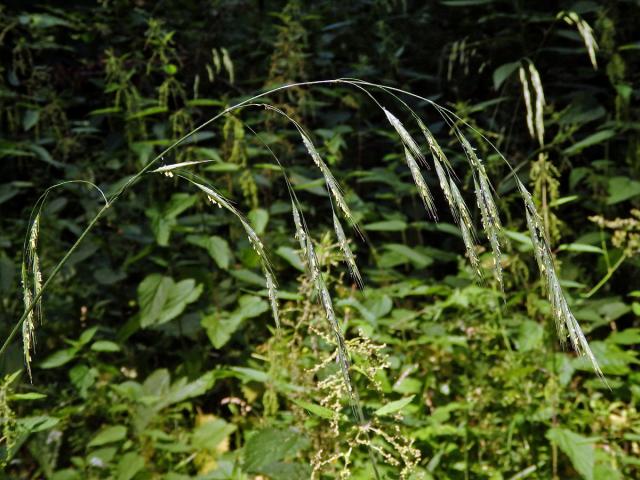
[1,1,639,479]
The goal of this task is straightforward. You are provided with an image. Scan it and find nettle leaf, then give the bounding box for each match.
[201,295,268,348]
[374,395,415,416]
[243,428,310,477]
[546,428,597,480]
[187,234,233,269]
[138,274,202,328]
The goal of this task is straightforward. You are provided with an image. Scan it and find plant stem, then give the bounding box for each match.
[583,253,626,299]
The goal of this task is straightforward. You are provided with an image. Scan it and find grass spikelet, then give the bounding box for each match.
[418,119,452,170]
[528,63,545,147]
[333,212,364,289]
[475,175,504,290]
[300,131,355,224]
[450,180,482,278]
[433,158,458,222]
[264,269,280,328]
[457,132,503,287]
[292,201,307,256]
[561,11,599,69]
[383,108,427,167]
[519,66,535,140]
[517,179,605,380]
[404,148,437,219]
[28,215,43,323]
[20,263,35,382]
[151,159,215,177]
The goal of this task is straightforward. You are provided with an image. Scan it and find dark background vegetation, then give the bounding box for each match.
[1,0,639,479]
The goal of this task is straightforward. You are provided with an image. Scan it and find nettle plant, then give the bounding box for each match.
[4,78,606,474]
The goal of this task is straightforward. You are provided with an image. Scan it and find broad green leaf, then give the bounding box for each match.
[187,235,232,269]
[248,208,269,235]
[117,452,145,480]
[517,320,544,352]
[493,61,519,90]
[40,348,79,369]
[606,177,640,205]
[91,340,121,352]
[192,418,236,450]
[244,428,310,474]
[17,415,60,432]
[291,399,336,419]
[202,295,268,348]
[563,130,615,156]
[364,220,407,231]
[276,246,304,271]
[88,425,127,447]
[374,395,415,416]
[384,244,432,268]
[138,274,202,328]
[546,428,596,480]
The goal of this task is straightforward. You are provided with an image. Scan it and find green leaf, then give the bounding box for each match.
[17,415,60,433]
[187,235,232,269]
[202,295,268,348]
[546,428,596,480]
[606,177,640,205]
[374,395,415,416]
[248,208,269,235]
[517,320,544,352]
[40,348,79,369]
[117,452,145,480]
[91,340,121,352]
[244,428,309,474]
[276,246,304,271]
[383,244,432,268]
[138,274,202,328]
[192,418,236,450]
[558,243,604,254]
[291,399,336,419]
[493,61,519,90]
[364,220,407,231]
[563,130,615,156]
[10,392,47,401]
[88,425,127,447]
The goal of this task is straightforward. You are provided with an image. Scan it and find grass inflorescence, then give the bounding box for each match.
[7,77,607,474]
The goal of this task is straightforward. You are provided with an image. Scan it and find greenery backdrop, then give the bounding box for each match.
[1,1,639,479]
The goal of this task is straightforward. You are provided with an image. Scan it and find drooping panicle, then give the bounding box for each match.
[459,133,504,289]
[517,179,604,380]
